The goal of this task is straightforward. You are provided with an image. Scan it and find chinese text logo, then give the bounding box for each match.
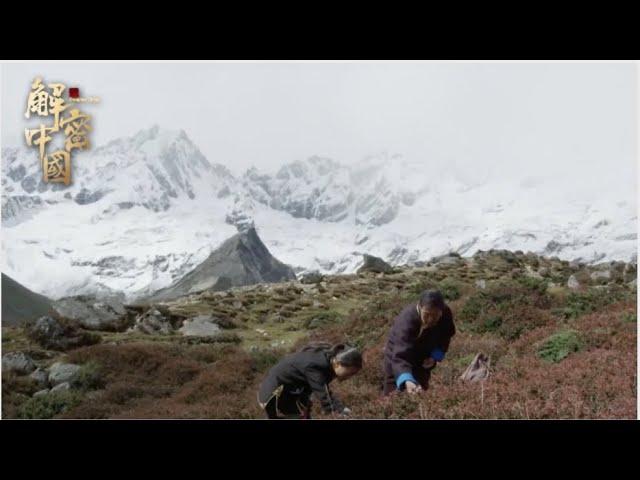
[24,77,98,186]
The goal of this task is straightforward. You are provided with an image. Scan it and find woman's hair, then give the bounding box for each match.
[419,289,445,310]
[300,342,363,369]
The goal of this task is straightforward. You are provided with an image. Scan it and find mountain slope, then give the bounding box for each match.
[1,273,54,326]
[148,227,296,301]
[2,250,635,419]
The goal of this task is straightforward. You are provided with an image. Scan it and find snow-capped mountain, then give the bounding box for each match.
[242,152,431,226]
[3,125,237,222]
[243,153,636,270]
[1,126,242,300]
[243,156,352,223]
[2,126,636,301]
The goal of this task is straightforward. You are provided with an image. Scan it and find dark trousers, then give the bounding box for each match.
[382,361,431,396]
[263,392,311,419]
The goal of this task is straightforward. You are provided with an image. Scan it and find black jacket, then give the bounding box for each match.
[258,350,345,414]
[384,302,456,380]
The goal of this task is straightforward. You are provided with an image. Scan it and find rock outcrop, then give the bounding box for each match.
[52,295,135,332]
[2,351,36,375]
[24,316,101,351]
[148,227,296,301]
[357,254,393,274]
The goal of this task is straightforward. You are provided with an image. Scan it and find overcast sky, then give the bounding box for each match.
[1,62,636,183]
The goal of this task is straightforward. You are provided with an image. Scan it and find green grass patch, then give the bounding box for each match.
[16,390,83,419]
[72,361,106,391]
[437,278,463,301]
[453,354,476,368]
[302,310,342,329]
[554,287,630,319]
[537,330,583,363]
[249,348,285,373]
[621,312,637,324]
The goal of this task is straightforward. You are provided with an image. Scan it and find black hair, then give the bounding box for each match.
[419,289,445,310]
[300,342,363,369]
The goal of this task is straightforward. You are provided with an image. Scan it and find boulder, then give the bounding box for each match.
[474,279,487,290]
[2,351,36,375]
[623,263,637,283]
[524,266,543,280]
[52,295,133,332]
[537,267,550,277]
[357,254,393,274]
[300,271,324,284]
[567,274,581,290]
[131,306,183,335]
[590,270,611,284]
[29,368,50,388]
[569,260,584,270]
[33,389,50,398]
[25,316,101,351]
[50,382,71,393]
[232,300,244,310]
[430,252,464,267]
[179,315,222,337]
[48,362,81,386]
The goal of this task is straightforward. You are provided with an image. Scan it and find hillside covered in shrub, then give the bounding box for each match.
[2,249,636,419]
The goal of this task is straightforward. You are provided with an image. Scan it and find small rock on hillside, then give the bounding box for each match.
[2,351,36,375]
[357,254,393,274]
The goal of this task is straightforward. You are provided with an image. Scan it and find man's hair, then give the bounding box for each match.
[419,290,445,310]
[300,342,363,368]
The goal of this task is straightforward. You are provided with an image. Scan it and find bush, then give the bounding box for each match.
[408,278,439,297]
[437,279,462,301]
[16,391,83,419]
[621,312,637,324]
[517,276,549,295]
[478,316,503,333]
[303,311,341,330]
[409,277,466,302]
[214,317,238,329]
[249,348,284,373]
[2,372,40,397]
[336,293,412,349]
[499,323,525,341]
[453,354,476,368]
[179,332,241,345]
[25,316,101,351]
[555,287,631,320]
[458,279,552,338]
[459,293,489,322]
[556,290,602,319]
[537,330,583,363]
[72,362,105,391]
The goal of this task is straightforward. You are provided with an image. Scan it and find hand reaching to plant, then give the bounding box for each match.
[405,381,423,394]
[338,407,352,418]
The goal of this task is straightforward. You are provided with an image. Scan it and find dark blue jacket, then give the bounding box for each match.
[384,302,455,389]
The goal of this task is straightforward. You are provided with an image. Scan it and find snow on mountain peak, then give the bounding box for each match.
[1,128,636,302]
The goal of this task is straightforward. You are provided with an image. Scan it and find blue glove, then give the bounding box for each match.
[396,372,418,390]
